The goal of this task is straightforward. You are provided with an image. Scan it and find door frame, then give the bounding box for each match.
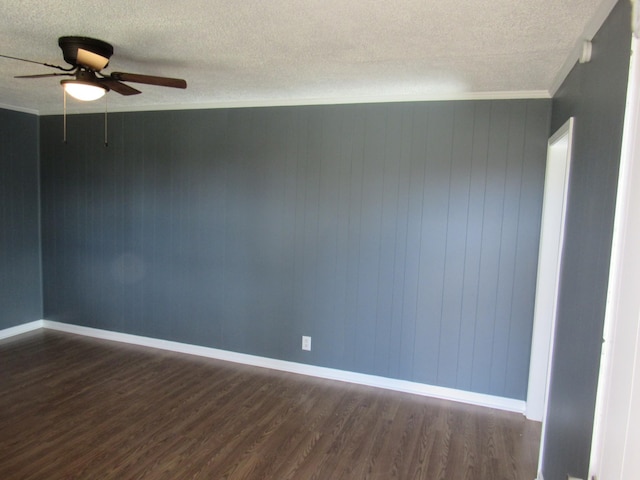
[526,117,574,419]
[588,34,640,480]
[526,117,574,477]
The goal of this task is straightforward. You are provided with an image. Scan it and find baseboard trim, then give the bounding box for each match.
[28,320,524,414]
[0,320,44,340]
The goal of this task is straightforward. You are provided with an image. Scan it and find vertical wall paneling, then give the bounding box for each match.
[414,102,453,385]
[387,106,415,379]
[490,101,526,395]
[40,99,550,400]
[456,101,491,391]
[541,0,632,478]
[0,109,41,329]
[373,105,404,377]
[507,100,550,398]
[437,101,475,388]
[398,106,427,378]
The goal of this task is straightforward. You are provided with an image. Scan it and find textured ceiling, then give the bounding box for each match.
[0,0,617,114]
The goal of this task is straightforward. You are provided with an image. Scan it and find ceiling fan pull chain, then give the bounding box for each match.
[104,94,108,147]
[63,89,67,144]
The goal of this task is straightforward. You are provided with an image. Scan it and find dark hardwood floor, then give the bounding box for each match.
[0,330,540,479]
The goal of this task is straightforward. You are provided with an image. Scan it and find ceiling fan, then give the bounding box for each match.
[1,36,187,101]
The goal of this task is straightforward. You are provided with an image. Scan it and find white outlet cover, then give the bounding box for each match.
[302,336,311,351]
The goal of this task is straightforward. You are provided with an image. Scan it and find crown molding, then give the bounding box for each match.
[0,102,39,115]
[29,90,551,116]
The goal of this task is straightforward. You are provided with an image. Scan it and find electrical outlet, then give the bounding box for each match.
[302,336,311,351]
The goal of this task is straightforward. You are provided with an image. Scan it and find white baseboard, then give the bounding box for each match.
[0,320,43,340]
[3,320,526,414]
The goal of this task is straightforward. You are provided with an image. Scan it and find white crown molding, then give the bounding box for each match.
[0,102,40,115]
[34,90,550,116]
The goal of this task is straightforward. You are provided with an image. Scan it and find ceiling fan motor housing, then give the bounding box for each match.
[58,36,113,70]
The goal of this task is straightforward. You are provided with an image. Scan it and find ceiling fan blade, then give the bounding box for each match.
[0,53,75,72]
[15,72,74,79]
[110,72,187,89]
[98,79,141,96]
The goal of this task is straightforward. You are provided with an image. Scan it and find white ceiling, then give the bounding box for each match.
[0,0,618,115]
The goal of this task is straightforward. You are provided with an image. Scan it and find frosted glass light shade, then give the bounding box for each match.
[62,81,107,101]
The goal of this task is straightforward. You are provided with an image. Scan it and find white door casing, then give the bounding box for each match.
[527,118,574,422]
[589,34,640,480]
[527,118,574,480]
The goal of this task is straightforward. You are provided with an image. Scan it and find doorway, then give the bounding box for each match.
[526,118,574,476]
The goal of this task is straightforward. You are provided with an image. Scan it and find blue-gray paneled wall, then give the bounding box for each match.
[0,108,42,329]
[40,99,550,400]
[542,1,631,479]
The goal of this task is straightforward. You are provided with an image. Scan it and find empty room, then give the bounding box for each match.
[2,1,639,479]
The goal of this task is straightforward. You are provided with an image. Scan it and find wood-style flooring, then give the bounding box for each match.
[0,330,540,479]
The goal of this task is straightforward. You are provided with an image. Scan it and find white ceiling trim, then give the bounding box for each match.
[33,89,550,116]
[0,102,39,115]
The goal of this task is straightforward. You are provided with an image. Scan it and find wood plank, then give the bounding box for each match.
[0,330,539,479]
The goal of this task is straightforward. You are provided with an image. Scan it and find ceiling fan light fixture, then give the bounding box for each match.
[61,80,107,101]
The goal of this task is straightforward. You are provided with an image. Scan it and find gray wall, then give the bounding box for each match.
[542,0,631,478]
[40,99,550,400]
[0,108,42,329]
